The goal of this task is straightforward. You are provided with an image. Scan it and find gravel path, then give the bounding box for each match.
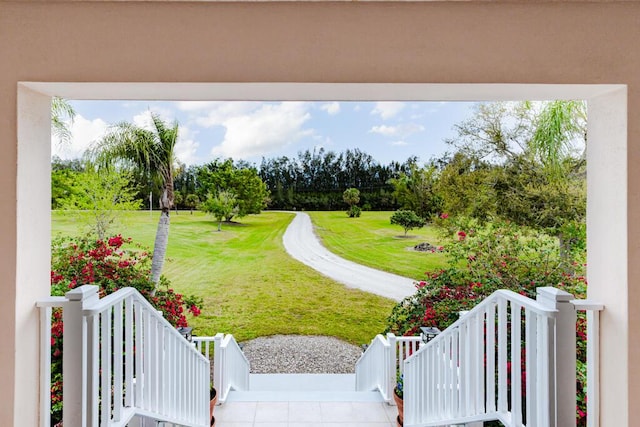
[242,335,363,374]
[242,213,415,374]
[282,211,416,302]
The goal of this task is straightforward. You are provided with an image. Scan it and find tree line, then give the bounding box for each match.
[52,100,587,277]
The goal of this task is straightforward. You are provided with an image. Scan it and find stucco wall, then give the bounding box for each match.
[1,1,638,425]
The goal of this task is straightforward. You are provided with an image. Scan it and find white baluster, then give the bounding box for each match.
[497,298,508,414]
[511,303,523,426]
[486,303,496,413]
[39,305,52,427]
[113,301,123,422]
[101,308,113,425]
[525,309,538,427]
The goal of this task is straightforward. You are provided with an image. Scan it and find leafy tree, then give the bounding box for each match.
[446,101,533,163]
[185,194,200,214]
[447,100,586,172]
[91,113,178,288]
[343,187,361,217]
[388,163,443,219]
[390,209,426,236]
[434,153,497,221]
[343,187,360,207]
[444,100,587,257]
[202,190,238,231]
[529,100,586,179]
[197,159,268,221]
[58,163,141,239]
[51,157,86,209]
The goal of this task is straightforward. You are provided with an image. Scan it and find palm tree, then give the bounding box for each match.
[92,113,178,288]
[528,100,587,178]
[51,96,76,144]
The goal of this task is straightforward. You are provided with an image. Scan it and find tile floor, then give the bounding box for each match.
[214,401,398,427]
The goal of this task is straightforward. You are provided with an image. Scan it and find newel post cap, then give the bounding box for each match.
[65,285,99,301]
[536,286,574,308]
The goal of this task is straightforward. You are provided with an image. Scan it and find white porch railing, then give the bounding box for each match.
[37,285,210,427]
[355,334,392,401]
[403,287,603,427]
[355,333,423,402]
[194,333,250,403]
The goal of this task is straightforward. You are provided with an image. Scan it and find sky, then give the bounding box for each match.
[52,100,480,166]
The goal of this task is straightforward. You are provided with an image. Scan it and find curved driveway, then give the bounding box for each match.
[282,212,416,302]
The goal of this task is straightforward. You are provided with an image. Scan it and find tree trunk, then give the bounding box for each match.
[151,210,170,287]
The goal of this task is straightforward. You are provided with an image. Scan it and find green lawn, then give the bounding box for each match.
[307,211,448,281]
[52,210,395,345]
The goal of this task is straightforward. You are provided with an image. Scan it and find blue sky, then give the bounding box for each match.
[52,101,479,166]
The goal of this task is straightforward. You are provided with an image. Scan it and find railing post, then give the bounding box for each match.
[537,286,576,427]
[387,333,397,404]
[63,285,100,427]
[213,333,224,403]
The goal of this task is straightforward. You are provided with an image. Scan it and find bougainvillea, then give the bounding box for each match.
[49,235,202,425]
[385,217,588,425]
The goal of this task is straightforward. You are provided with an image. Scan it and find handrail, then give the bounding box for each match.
[402,287,603,427]
[403,288,558,427]
[355,333,424,403]
[212,333,250,403]
[82,287,138,314]
[355,334,392,400]
[38,285,210,427]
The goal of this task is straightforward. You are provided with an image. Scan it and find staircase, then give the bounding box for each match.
[196,287,604,427]
[39,286,603,427]
[226,373,383,402]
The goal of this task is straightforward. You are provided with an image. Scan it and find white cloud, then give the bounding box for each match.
[369,123,424,138]
[174,125,200,166]
[132,107,176,130]
[371,102,405,120]
[391,140,408,146]
[369,125,396,137]
[192,102,259,127]
[51,115,109,160]
[320,102,340,115]
[210,102,312,159]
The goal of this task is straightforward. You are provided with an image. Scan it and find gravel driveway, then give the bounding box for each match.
[282,211,416,302]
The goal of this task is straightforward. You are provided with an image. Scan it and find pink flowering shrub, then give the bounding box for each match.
[49,235,202,425]
[385,217,588,424]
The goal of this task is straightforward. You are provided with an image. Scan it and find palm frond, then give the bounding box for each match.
[51,97,77,145]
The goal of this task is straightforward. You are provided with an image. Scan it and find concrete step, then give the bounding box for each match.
[225,373,386,402]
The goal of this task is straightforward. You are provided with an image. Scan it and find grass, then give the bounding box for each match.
[307,211,448,281]
[52,210,395,345]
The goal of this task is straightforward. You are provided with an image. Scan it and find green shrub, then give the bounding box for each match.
[347,205,362,218]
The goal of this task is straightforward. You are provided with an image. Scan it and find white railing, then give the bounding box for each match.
[193,334,251,404]
[355,334,392,400]
[193,336,215,390]
[355,333,423,402]
[208,333,250,403]
[402,287,603,427]
[391,334,423,379]
[571,299,604,427]
[37,285,210,427]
